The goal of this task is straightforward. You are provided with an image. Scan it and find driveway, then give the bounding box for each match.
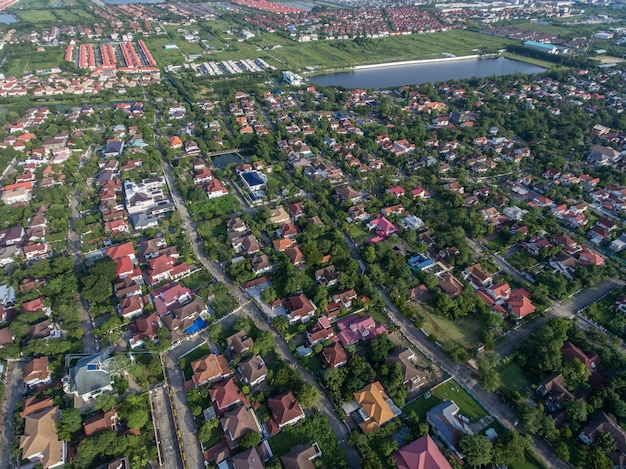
[0,360,25,469]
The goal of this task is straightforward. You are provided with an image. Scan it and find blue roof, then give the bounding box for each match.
[185,318,206,334]
[242,171,265,187]
[523,40,556,50]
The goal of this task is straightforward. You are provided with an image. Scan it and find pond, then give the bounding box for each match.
[211,152,243,169]
[310,56,546,89]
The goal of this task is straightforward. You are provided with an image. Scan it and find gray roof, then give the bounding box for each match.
[426,400,472,449]
[68,351,112,398]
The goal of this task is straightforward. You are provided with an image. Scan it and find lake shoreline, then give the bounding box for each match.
[353,54,481,71]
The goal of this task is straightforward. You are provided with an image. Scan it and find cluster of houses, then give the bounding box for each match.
[0,282,62,350]
[244,5,445,41]
[185,331,324,468]
[104,240,206,344]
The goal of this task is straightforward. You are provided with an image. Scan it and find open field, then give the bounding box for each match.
[147,29,515,71]
[1,45,64,77]
[417,304,485,351]
[497,361,532,394]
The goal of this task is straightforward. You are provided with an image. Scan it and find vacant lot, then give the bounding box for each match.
[417,305,485,351]
[498,361,532,395]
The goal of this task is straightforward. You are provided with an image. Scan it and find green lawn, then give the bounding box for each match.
[300,353,324,374]
[200,425,223,449]
[210,285,239,317]
[403,379,488,424]
[347,225,369,244]
[498,361,532,395]
[417,305,485,351]
[509,450,548,469]
[181,270,214,292]
[179,343,212,381]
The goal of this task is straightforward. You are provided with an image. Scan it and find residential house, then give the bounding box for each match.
[220,406,263,449]
[238,355,268,387]
[315,266,338,287]
[332,289,357,309]
[426,401,473,458]
[117,295,144,319]
[65,351,114,401]
[536,373,574,412]
[588,144,622,166]
[83,409,119,437]
[268,207,290,225]
[579,413,626,467]
[337,314,388,347]
[226,330,254,355]
[353,381,399,434]
[438,272,464,298]
[228,447,265,469]
[280,443,322,469]
[283,293,316,325]
[400,215,424,231]
[191,354,230,386]
[20,406,66,468]
[336,185,362,204]
[251,254,272,275]
[463,264,493,289]
[322,342,348,368]
[267,390,305,435]
[392,434,453,469]
[209,377,248,415]
[306,316,335,346]
[561,341,605,388]
[349,204,370,221]
[23,356,51,387]
[387,348,424,389]
[129,313,160,349]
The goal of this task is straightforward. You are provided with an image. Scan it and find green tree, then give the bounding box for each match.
[367,334,395,364]
[239,430,261,449]
[296,382,320,408]
[271,315,289,336]
[95,394,117,412]
[492,431,530,466]
[56,408,82,441]
[460,434,493,468]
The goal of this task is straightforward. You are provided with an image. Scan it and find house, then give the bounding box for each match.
[387,348,424,388]
[315,266,338,286]
[507,289,536,319]
[83,409,119,437]
[228,447,265,469]
[336,185,362,204]
[251,254,272,275]
[191,354,230,386]
[23,356,51,387]
[287,202,306,219]
[280,443,322,469]
[209,377,248,415]
[226,330,254,355]
[337,314,387,347]
[438,272,464,298]
[392,434,453,469]
[561,340,605,388]
[106,242,135,262]
[306,316,335,345]
[283,293,316,325]
[21,396,54,419]
[117,295,144,319]
[549,252,578,280]
[152,283,193,316]
[579,412,626,466]
[400,215,424,231]
[588,144,622,166]
[220,405,263,449]
[367,216,397,238]
[536,373,574,411]
[65,351,114,402]
[161,297,208,336]
[268,207,290,225]
[20,406,66,469]
[147,255,191,285]
[579,250,605,266]
[387,186,406,198]
[129,313,160,349]
[463,264,493,289]
[267,391,305,434]
[238,355,268,387]
[322,342,348,368]
[349,204,370,221]
[353,381,398,434]
[332,289,357,309]
[23,242,53,261]
[426,401,473,458]
[206,178,229,199]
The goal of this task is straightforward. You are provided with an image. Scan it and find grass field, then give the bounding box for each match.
[403,379,488,424]
[498,361,532,394]
[346,225,369,244]
[417,305,485,351]
[510,450,548,469]
[1,45,64,77]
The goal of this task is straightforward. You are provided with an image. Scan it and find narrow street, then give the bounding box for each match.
[161,158,360,468]
[0,360,25,469]
[150,384,184,469]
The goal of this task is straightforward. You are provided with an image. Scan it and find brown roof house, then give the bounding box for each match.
[536,373,575,412]
[280,442,322,469]
[579,412,626,466]
[283,293,316,325]
[191,354,230,387]
[220,406,263,449]
[229,447,265,469]
[238,355,268,387]
[322,342,348,368]
[387,348,425,389]
[267,391,305,435]
[20,405,66,468]
[23,356,51,388]
[209,377,248,415]
[226,330,254,355]
[83,409,119,437]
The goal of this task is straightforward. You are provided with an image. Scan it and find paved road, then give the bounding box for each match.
[344,233,568,468]
[161,159,360,468]
[0,360,25,469]
[466,237,533,284]
[163,348,204,469]
[150,384,184,469]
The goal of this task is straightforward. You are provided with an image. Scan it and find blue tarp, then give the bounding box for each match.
[185,318,206,334]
